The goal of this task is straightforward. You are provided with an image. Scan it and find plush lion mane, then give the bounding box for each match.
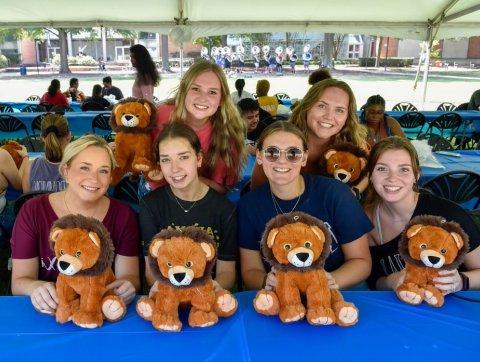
[261,211,332,273]
[149,226,217,288]
[1,140,24,169]
[399,215,470,270]
[109,97,157,134]
[49,214,115,276]
[319,141,368,180]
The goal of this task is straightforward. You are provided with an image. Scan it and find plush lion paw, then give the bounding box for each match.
[253,290,279,316]
[424,286,444,307]
[279,304,306,323]
[102,295,126,322]
[56,304,73,324]
[153,313,182,332]
[397,286,423,305]
[132,157,151,172]
[307,306,336,326]
[146,168,163,182]
[214,290,237,317]
[333,301,358,326]
[136,296,155,321]
[73,311,103,329]
[189,309,219,328]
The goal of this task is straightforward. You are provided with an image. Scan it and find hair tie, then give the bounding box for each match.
[43,125,61,137]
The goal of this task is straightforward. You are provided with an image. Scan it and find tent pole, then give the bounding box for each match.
[420,41,430,110]
[180,46,184,77]
[413,44,425,90]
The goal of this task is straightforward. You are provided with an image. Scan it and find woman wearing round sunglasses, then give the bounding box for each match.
[238,121,372,290]
[250,78,369,196]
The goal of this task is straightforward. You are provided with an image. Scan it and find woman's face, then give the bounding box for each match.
[370,149,418,204]
[185,71,222,124]
[63,146,112,203]
[256,131,307,189]
[158,137,202,191]
[130,53,136,68]
[306,86,349,140]
[365,104,385,124]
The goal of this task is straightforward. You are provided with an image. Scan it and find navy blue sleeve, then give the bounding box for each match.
[238,194,262,251]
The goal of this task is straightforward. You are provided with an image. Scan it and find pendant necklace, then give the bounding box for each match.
[271,191,302,215]
[170,186,204,213]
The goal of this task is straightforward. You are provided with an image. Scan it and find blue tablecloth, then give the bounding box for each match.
[420,150,480,184]
[1,100,82,112]
[0,291,479,361]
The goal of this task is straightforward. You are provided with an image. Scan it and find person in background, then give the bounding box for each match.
[102,76,124,100]
[361,95,405,147]
[140,123,237,291]
[40,79,69,110]
[256,79,278,116]
[237,98,265,155]
[20,113,70,192]
[63,78,85,102]
[238,121,372,290]
[363,136,480,291]
[81,84,111,111]
[308,68,332,86]
[231,79,253,104]
[11,135,140,313]
[467,88,480,110]
[289,51,298,74]
[130,44,160,103]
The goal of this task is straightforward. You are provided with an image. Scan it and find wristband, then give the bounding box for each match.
[459,271,470,291]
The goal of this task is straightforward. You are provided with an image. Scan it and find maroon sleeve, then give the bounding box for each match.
[11,198,42,259]
[106,201,139,257]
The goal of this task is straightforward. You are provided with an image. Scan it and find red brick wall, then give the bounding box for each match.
[467,37,480,58]
[379,38,399,57]
[21,40,37,64]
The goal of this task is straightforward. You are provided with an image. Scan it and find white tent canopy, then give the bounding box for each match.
[2,0,480,41]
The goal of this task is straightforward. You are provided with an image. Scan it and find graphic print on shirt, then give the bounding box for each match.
[323,222,339,254]
[380,253,405,276]
[41,256,57,271]
[168,223,220,248]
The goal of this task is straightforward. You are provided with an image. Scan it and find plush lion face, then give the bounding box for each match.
[114,101,152,128]
[324,149,366,184]
[406,224,464,268]
[261,212,332,272]
[399,215,469,270]
[149,231,216,287]
[51,228,102,276]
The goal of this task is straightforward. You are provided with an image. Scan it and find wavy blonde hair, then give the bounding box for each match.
[169,60,246,183]
[290,78,368,148]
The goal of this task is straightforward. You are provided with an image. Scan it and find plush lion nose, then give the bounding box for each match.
[428,256,441,264]
[337,173,347,181]
[59,261,70,270]
[174,272,186,283]
[125,115,133,121]
[296,253,309,262]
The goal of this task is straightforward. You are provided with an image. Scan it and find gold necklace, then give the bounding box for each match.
[169,185,205,213]
[271,191,302,215]
[63,191,101,219]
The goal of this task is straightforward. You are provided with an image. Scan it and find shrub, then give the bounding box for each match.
[359,57,414,67]
[0,54,8,68]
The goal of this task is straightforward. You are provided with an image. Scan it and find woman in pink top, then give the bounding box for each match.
[149,60,246,193]
[130,44,160,102]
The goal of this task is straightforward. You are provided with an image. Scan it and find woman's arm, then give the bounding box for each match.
[11,257,58,313]
[0,149,22,191]
[240,248,267,290]
[330,234,372,289]
[215,260,236,290]
[108,255,139,305]
[387,117,406,138]
[20,158,31,192]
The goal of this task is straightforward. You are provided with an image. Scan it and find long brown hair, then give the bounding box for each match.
[169,60,246,183]
[41,113,70,163]
[290,78,368,148]
[363,136,420,208]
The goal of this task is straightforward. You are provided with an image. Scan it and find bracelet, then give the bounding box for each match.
[459,271,470,291]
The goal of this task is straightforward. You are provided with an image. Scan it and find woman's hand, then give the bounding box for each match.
[31,282,58,314]
[148,280,158,298]
[325,272,339,289]
[264,267,277,291]
[107,279,136,305]
[212,280,223,292]
[433,270,462,295]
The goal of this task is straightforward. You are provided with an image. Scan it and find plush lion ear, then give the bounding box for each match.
[88,232,101,248]
[406,224,423,238]
[50,227,63,242]
[266,228,279,248]
[450,232,464,250]
[359,157,367,170]
[324,149,336,160]
[114,104,123,120]
[149,238,165,258]
[310,225,325,243]
[200,242,215,261]
[143,102,151,116]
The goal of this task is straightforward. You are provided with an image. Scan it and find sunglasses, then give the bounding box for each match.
[262,146,304,163]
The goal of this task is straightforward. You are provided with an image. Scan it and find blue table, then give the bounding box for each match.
[0,291,478,361]
[1,100,82,112]
[420,150,480,184]
[0,111,111,140]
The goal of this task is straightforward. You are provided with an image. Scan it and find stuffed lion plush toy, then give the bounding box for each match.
[1,140,25,169]
[321,142,368,188]
[253,212,358,326]
[109,97,160,185]
[136,227,237,332]
[396,215,469,308]
[50,214,126,328]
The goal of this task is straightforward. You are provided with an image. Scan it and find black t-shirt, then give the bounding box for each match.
[81,96,110,111]
[139,186,238,263]
[102,86,124,100]
[368,192,480,290]
[247,120,267,143]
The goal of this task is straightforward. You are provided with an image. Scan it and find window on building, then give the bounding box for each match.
[348,44,360,59]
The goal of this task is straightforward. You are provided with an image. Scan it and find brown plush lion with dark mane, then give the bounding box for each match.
[396,215,469,307]
[136,227,237,332]
[50,214,126,328]
[253,211,358,326]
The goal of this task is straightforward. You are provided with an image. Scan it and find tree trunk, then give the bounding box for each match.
[58,29,71,74]
[323,33,334,68]
[161,34,170,71]
[375,36,383,67]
